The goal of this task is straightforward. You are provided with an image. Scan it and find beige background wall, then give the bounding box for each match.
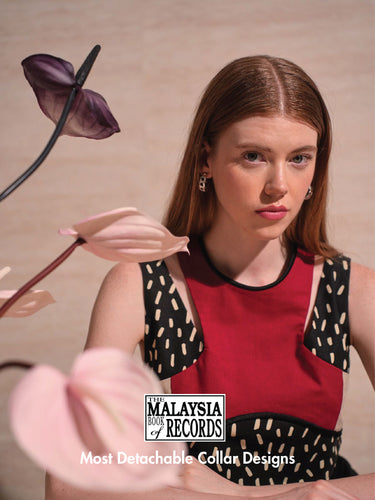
[0,1,374,498]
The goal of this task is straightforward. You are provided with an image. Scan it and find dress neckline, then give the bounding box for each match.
[198,237,298,291]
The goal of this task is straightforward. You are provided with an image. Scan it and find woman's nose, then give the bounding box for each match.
[264,164,288,198]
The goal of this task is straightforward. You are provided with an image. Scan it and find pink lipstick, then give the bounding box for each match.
[255,205,289,220]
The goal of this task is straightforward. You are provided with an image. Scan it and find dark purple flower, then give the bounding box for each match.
[22,54,120,139]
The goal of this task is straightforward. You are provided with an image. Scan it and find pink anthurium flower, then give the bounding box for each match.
[10,348,186,491]
[0,267,55,317]
[59,207,190,262]
[22,53,120,139]
[0,208,188,318]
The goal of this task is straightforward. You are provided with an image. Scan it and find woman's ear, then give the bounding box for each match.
[200,141,213,178]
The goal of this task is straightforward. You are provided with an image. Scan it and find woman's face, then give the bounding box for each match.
[204,115,318,242]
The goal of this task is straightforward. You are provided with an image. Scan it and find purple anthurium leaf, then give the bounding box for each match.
[22,54,120,139]
[9,348,185,491]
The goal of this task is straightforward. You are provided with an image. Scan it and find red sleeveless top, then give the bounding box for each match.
[172,238,343,430]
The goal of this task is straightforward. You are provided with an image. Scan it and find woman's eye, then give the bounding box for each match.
[244,152,261,162]
[291,154,311,165]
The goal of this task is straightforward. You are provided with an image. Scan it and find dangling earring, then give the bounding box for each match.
[304,185,313,200]
[199,173,208,192]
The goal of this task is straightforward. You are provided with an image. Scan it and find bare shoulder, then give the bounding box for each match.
[85,261,145,352]
[349,262,375,313]
[348,261,375,387]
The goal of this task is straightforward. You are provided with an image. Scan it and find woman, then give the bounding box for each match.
[46,56,374,499]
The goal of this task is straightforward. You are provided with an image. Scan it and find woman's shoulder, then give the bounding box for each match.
[346,261,375,368]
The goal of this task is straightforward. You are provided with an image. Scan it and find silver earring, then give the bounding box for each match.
[199,173,208,192]
[304,186,313,200]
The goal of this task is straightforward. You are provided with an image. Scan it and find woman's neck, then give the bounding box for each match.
[202,227,289,288]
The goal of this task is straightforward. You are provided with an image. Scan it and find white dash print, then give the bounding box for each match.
[169,283,176,294]
[181,343,187,355]
[339,312,346,325]
[147,280,153,290]
[155,291,162,305]
[155,309,161,321]
[326,284,332,294]
[170,354,175,367]
[146,264,153,274]
[189,328,197,342]
[159,275,165,286]
[314,434,321,446]
[334,323,340,335]
[254,419,261,430]
[266,419,273,430]
[171,298,179,310]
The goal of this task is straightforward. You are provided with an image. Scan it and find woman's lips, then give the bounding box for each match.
[255,205,289,220]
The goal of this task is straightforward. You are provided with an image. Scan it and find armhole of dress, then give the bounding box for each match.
[139,260,204,380]
[304,256,351,373]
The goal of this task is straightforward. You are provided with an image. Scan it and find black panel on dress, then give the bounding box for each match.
[140,260,203,380]
[304,256,351,372]
[188,413,342,486]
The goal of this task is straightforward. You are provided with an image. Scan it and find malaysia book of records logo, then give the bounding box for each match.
[144,394,226,442]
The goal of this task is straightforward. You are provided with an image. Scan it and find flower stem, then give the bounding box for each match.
[0,238,85,318]
[0,86,78,202]
[0,360,34,371]
[0,45,101,202]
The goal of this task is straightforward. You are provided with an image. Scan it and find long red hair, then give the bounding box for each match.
[164,56,338,258]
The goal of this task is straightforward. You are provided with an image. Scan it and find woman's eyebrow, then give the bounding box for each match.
[234,143,317,154]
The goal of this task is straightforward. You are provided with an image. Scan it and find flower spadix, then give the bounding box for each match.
[22,54,120,139]
[0,267,55,317]
[10,347,185,491]
[59,207,189,262]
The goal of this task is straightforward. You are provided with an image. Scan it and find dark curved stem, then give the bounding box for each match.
[0,360,34,371]
[0,45,101,202]
[0,237,85,318]
[0,87,78,202]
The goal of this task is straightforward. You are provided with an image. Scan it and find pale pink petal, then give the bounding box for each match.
[59,207,189,263]
[9,348,185,492]
[0,290,55,317]
[0,266,11,281]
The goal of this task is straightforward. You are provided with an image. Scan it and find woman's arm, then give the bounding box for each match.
[348,263,375,389]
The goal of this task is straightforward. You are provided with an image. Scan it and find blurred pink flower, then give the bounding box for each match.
[10,347,185,492]
[0,267,55,318]
[22,53,120,139]
[59,207,189,262]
